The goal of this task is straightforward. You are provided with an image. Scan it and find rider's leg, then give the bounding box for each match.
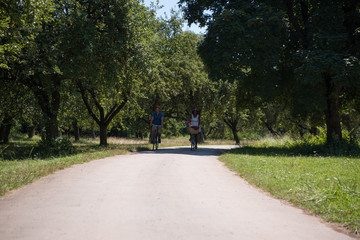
[195,134,198,148]
[151,126,156,143]
[157,127,162,143]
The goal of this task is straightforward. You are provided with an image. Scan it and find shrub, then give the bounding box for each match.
[35,137,75,158]
[285,128,360,157]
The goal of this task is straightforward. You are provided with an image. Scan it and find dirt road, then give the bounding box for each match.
[0,146,355,240]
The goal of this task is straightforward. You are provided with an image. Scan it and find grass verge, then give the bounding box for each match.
[0,137,152,196]
[220,141,360,235]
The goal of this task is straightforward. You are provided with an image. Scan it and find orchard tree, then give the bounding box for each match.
[147,12,211,121]
[1,0,59,142]
[61,0,154,146]
[59,87,90,142]
[210,80,244,144]
[180,0,360,144]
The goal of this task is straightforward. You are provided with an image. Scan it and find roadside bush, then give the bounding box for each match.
[35,137,75,158]
[284,128,360,157]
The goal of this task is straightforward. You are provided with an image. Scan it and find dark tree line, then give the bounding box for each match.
[0,1,212,145]
[180,0,360,144]
[1,0,360,146]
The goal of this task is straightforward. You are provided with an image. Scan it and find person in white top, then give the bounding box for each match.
[189,109,200,148]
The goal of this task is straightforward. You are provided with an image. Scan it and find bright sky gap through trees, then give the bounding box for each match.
[143,0,205,34]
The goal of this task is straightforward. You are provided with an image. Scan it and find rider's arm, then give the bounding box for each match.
[150,115,153,126]
[161,116,164,127]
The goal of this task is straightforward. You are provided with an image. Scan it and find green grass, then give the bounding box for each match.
[220,141,360,235]
[0,136,152,196]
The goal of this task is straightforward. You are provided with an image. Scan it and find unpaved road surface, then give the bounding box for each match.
[0,145,356,240]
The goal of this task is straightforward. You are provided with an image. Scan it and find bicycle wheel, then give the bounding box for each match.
[190,134,195,151]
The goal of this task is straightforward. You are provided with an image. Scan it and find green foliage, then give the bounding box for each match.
[36,137,75,158]
[58,0,157,145]
[287,128,360,157]
[2,0,359,148]
[130,11,214,138]
[180,0,360,144]
[2,1,215,144]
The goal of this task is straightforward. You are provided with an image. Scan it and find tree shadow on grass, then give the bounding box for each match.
[0,142,37,160]
[230,142,360,158]
[0,142,151,161]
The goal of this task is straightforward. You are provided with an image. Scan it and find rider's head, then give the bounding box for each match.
[155,106,160,113]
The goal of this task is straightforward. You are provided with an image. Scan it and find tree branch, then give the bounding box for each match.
[77,81,100,125]
[285,0,309,49]
[88,87,105,121]
[105,97,128,126]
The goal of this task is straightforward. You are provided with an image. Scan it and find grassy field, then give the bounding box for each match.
[220,140,360,235]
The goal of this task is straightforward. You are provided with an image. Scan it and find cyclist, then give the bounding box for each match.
[189,108,200,148]
[150,106,164,143]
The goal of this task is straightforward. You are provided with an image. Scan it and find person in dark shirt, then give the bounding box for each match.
[150,106,164,143]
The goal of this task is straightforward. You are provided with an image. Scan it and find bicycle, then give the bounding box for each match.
[188,127,199,151]
[151,125,161,150]
[190,134,197,150]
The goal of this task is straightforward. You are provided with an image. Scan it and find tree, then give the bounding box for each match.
[1,0,58,142]
[180,0,360,144]
[146,12,211,122]
[210,80,243,144]
[58,87,90,142]
[60,0,154,146]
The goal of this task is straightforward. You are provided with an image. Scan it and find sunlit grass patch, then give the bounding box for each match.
[221,142,360,235]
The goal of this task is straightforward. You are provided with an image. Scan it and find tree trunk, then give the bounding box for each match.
[72,119,80,142]
[27,74,61,142]
[28,125,36,138]
[45,114,59,141]
[3,124,11,144]
[232,127,240,145]
[324,76,342,143]
[99,123,108,146]
[224,119,240,145]
[263,121,278,137]
[77,80,128,146]
[136,132,143,139]
[0,124,4,142]
[0,115,12,144]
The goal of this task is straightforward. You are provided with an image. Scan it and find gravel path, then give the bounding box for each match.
[0,145,356,240]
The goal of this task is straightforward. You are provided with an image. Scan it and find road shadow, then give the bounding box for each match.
[141,146,238,157]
